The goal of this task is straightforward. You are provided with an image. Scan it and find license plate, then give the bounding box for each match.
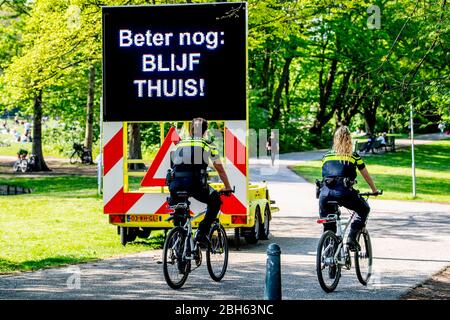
[127,215,159,222]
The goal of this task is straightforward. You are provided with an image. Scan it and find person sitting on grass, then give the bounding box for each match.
[363,135,375,154]
[376,133,387,152]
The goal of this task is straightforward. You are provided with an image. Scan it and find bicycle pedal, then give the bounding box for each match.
[194,250,202,267]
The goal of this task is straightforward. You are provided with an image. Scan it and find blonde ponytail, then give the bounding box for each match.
[333,126,353,158]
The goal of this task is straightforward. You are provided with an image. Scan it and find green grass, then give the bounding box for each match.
[291,139,450,203]
[0,175,164,274]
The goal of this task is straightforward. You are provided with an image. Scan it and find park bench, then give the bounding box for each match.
[353,136,396,153]
[385,136,396,151]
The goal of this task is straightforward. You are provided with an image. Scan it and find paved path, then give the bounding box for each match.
[1,153,449,299]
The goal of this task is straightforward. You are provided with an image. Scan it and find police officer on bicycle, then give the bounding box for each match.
[318,126,380,251]
[168,118,233,245]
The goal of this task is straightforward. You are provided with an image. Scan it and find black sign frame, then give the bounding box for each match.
[102,2,247,122]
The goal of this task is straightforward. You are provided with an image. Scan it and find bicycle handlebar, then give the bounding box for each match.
[359,190,383,197]
[219,186,235,196]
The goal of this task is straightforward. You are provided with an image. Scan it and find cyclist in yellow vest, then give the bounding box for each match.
[319,126,380,251]
[168,118,233,245]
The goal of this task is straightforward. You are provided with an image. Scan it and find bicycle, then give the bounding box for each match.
[162,188,233,289]
[70,143,93,164]
[316,190,383,293]
[13,150,36,173]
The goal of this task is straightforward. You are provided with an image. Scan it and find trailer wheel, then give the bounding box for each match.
[120,227,138,246]
[244,206,261,245]
[137,228,151,239]
[260,204,271,240]
[120,227,127,246]
[128,228,138,242]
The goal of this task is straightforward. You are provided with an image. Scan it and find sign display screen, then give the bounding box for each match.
[102,3,247,121]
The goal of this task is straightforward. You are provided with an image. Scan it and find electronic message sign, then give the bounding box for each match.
[102,3,247,121]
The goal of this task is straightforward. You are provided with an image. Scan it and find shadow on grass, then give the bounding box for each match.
[127,234,165,249]
[0,256,96,273]
[0,175,97,195]
[0,235,166,274]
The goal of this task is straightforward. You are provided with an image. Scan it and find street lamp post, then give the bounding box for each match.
[98,97,103,196]
[410,104,416,198]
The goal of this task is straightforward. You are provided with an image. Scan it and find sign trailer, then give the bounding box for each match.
[102,2,277,246]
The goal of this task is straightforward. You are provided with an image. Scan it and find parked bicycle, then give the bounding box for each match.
[13,149,36,173]
[162,188,233,289]
[316,190,383,293]
[70,143,93,164]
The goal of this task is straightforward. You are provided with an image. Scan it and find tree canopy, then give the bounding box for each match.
[0,0,448,156]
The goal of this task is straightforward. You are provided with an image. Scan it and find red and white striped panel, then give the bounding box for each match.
[103,122,124,213]
[103,122,207,215]
[222,121,248,215]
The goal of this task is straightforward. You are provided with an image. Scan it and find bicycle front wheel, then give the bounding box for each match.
[69,151,78,164]
[163,227,191,289]
[316,230,342,293]
[206,224,228,282]
[19,160,28,173]
[355,228,373,286]
[13,160,20,172]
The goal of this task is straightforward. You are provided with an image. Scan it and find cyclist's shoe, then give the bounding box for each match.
[194,230,210,248]
[194,247,202,267]
[328,265,337,279]
[177,260,186,274]
[346,237,361,252]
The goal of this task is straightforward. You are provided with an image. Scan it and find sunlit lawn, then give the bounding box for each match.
[291,139,450,203]
[0,175,164,274]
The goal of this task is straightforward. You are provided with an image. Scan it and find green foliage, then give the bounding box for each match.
[0,0,448,153]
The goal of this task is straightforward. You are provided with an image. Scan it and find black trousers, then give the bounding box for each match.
[319,184,370,233]
[168,177,221,233]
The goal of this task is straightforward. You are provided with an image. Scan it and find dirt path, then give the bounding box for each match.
[0,155,97,176]
[401,266,450,300]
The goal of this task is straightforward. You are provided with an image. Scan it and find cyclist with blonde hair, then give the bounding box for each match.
[319,126,380,251]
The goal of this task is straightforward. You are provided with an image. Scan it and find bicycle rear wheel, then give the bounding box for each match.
[316,230,342,293]
[13,160,20,172]
[19,160,28,173]
[163,227,191,289]
[206,224,228,282]
[355,228,372,286]
[69,151,78,164]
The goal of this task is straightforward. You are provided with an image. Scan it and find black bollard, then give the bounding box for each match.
[264,243,282,300]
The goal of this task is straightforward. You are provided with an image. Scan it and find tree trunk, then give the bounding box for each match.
[333,71,352,126]
[309,58,338,137]
[32,91,50,172]
[128,123,145,170]
[270,57,293,125]
[363,96,380,136]
[342,87,367,125]
[259,53,271,111]
[84,65,95,152]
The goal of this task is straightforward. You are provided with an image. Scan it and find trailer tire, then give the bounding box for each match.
[128,228,138,242]
[244,206,261,245]
[120,227,127,246]
[137,228,151,239]
[260,204,271,240]
[120,227,138,246]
